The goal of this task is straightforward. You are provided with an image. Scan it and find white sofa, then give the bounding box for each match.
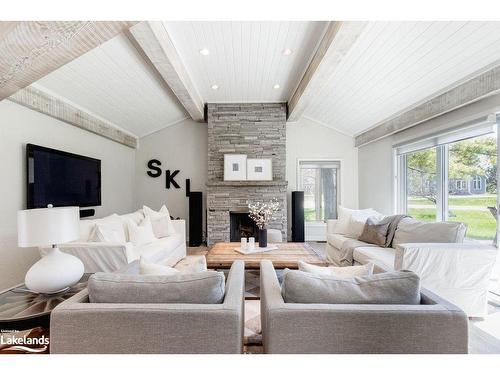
[326,218,498,318]
[43,209,186,273]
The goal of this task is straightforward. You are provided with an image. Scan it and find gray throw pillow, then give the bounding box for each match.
[358,217,391,246]
[281,269,421,305]
[88,271,225,304]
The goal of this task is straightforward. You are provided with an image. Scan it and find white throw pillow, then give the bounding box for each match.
[345,210,385,239]
[139,257,180,276]
[90,221,127,243]
[143,205,176,238]
[298,261,374,278]
[127,217,156,247]
[173,256,208,273]
[334,206,378,235]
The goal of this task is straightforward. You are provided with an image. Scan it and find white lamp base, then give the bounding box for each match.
[25,247,84,294]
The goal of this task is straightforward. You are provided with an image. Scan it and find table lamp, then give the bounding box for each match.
[17,206,84,294]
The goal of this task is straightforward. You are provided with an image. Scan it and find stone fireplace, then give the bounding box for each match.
[206,103,287,245]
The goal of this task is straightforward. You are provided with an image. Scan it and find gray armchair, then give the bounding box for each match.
[50,260,245,354]
[260,260,468,354]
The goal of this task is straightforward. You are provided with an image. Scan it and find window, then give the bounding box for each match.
[473,176,482,190]
[298,160,340,222]
[397,121,498,243]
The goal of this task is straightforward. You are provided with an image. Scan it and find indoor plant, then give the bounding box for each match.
[248,200,280,248]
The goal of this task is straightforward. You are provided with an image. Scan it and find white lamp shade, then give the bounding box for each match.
[18,206,80,247]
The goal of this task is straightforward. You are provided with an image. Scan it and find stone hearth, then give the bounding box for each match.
[206,103,287,245]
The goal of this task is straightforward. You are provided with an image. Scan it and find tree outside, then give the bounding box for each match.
[407,134,497,241]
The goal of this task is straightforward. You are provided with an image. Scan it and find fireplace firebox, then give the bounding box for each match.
[229,212,259,242]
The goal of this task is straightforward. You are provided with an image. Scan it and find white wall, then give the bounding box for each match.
[0,100,136,290]
[135,119,208,239]
[358,136,395,214]
[287,117,358,238]
[358,93,500,214]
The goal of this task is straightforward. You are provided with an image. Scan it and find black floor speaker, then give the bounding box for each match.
[188,192,203,246]
[291,191,305,242]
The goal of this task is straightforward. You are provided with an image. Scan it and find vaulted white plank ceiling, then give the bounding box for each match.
[304,21,500,136]
[20,21,500,138]
[34,33,188,137]
[163,21,328,103]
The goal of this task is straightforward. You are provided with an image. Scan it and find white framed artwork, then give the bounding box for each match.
[224,154,247,181]
[247,159,273,181]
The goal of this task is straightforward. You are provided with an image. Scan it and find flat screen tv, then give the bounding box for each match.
[27,144,101,209]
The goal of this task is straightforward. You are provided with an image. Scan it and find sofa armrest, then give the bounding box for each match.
[395,242,497,317]
[54,242,134,273]
[260,260,467,354]
[172,219,186,243]
[50,261,245,354]
[326,219,339,235]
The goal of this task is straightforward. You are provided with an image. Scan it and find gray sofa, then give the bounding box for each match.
[260,260,468,354]
[50,260,245,354]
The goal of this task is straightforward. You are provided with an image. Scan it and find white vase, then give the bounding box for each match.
[25,247,84,294]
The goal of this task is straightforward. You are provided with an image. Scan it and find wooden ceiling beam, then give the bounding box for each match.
[128,21,205,122]
[0,21,137,101]
[287,21,367,122]
[9,85,138,148]
[354,64,500,147]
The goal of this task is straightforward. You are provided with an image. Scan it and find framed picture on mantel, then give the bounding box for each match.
[224,154,247,181]
[247,158,273,181]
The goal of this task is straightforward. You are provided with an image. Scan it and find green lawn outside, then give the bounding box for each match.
[408,205,497,241]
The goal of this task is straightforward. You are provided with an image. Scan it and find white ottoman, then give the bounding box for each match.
[267,229,283,243]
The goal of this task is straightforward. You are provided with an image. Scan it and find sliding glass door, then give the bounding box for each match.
[399,126,498,244]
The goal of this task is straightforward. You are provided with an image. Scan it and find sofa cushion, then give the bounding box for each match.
[298,261,374,277]
[127,217,156,247]
[135,234,184,264]
[326,233,352,249]
[120,209,144,225]
[353,246,396,271]
[139,256,180,275]
[79,214,120,242]
[281,269,421,305]
[393,218,467,247]
[88,271,226,304]
[143,205,176,238]
[90,220,127,243]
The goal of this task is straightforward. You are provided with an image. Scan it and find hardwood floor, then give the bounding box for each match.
[190,241,500,354]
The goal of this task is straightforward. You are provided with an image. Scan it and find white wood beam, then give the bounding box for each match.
[128,21,205,122]
[8,85,138,148]
[287,21,367,122]
[354,64,500,147]
[0,21,137,101]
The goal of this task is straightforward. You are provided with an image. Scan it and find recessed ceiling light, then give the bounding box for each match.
[211,84,219,90]
[199,48,210,56]
[273,84,281,89]
[282,48,293,56]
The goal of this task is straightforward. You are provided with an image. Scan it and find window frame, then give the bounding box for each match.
[395,121,498,244]
[296,158,343,223]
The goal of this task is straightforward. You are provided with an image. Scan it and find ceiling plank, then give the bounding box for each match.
[128,21,205,122]
[354,64,500,147]
[0,21,137,101]
[8,85,138,148]
[287,21,367,122]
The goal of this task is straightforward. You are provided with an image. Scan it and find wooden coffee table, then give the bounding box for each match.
[206,242,327,269]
